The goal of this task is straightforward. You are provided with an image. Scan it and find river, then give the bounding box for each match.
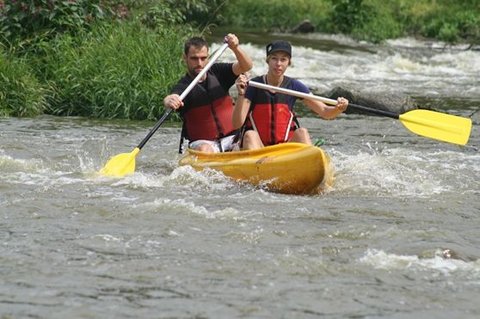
[1,33,479,318]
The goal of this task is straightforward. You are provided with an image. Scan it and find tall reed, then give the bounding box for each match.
[0,51,46,117]
[38,21,188,120]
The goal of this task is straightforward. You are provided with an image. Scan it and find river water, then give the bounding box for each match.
[1,34,479,318]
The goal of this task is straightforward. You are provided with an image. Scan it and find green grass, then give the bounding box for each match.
[0,50,46,117]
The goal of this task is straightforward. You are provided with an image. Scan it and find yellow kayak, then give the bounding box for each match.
[178,142,334,195]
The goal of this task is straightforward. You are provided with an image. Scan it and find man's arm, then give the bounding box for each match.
[224,33,253,76]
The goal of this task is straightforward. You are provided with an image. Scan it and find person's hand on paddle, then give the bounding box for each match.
[224,33,239,50]
[235,73,248,96]
[164,94,184,110]
[336,97,349,112]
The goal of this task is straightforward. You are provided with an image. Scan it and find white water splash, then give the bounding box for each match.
[213,36,480,98]
[359,249,480,276]
[0,153,45,172]
[138,197,245,220]
[329,146,479,198]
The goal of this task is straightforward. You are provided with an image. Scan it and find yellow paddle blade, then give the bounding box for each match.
[399,109,472,145]
[99,147,140,177]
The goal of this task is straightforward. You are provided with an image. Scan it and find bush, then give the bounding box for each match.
[331,0,370,34]
[223,0,330,32]
[0,0,218,45]
[350,1,403,43]
[0,0,121,50]
[0,50,46,117]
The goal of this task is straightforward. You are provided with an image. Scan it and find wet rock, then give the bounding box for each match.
[438,248,475,262]
[470,108,480,125]
[418,247,474,262]
[291,20,315,33]
[322,86,417,115]
[441,248,459,260]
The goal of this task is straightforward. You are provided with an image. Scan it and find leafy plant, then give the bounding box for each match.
[223,0,329,32]
[331,0,371,34]
[140,2,186,30]
[0,0,121,51]
[351,1,403,43]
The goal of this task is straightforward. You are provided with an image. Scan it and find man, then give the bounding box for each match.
[164,34,253,153]
[233,40,348,150]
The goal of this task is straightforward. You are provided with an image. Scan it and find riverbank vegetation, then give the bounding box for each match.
[38,22,185,119]
[1,0,479,119]
[222,0,480,45]
[0,0,196,119]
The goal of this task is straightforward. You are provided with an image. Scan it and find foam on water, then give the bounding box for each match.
[138,197,245,220]
[0,153,88,190]
[359,249,480,276]
[386,36,478,51]
[0,153,45,172]
[214,37,480,98]
[4,132,478,202]
[330,146,478,198]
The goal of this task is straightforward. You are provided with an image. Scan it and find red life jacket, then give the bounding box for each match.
[245,76,298,146]
[179,72,235,141]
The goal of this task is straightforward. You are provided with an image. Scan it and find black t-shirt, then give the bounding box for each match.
[171,62,236,97]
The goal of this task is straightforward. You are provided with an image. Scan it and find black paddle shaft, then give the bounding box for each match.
[349,103,400,119]
[136,109,173,150]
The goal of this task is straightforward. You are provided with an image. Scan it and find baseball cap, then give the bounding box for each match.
[266,40,292,58]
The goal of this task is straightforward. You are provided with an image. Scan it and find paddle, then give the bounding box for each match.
[248,81,472,146]
[99,42,230,177]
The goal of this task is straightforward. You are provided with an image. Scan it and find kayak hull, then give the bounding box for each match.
[178,143,334,195]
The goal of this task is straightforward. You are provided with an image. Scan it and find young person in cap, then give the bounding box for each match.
[232,40,348,150]
[164,34,253,153]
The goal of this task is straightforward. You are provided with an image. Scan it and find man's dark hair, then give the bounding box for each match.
[184,37,209,55]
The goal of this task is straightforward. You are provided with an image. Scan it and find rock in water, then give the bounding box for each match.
[291,20,315,33]
[324,86,417,115]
